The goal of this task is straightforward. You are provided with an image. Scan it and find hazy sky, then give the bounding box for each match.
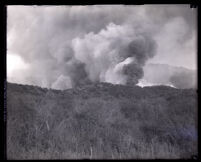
[7,5,197,89]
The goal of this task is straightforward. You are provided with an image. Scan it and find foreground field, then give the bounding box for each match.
[7,82,197,159]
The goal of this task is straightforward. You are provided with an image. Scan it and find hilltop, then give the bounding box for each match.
[143,63,197,89]
[7,82,197,159]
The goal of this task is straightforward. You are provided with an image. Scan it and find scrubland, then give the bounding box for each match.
[7,82,197,159]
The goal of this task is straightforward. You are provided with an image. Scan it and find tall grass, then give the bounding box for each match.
[7,82,197,159]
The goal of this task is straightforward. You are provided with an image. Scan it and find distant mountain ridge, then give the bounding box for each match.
[7,82,197,159]
[142,63,197,89]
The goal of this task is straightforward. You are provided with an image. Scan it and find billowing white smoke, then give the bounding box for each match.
[51,75,72,90]
[7,6,196,90]
[105,57,134,84]
[71,23,156,86]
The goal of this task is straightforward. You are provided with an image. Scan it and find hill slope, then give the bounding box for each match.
[7,82,197,159]
[142,63,197,89]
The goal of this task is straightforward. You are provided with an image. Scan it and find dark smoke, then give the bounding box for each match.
[122,63,144,85]
[121,35,157,85]
[67,60,92,87]
[127,35,157,65]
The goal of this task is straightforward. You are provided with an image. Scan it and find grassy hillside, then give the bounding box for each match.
[7,82,197,159]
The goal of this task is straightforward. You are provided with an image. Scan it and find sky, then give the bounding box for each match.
[7,5,197,89]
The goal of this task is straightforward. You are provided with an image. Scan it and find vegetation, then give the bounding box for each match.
[7,82,197,159]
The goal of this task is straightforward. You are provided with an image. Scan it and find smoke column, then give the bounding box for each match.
[71,23,157,86]
[7,5,196,90]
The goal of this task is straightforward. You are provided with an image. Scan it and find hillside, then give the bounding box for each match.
[143,63,197,89]
[7,82,197,159]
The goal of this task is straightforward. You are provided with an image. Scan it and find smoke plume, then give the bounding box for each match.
[7,5,197,89]
[71,23,157,86]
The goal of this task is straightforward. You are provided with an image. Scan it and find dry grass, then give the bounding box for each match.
[7,82,197,159]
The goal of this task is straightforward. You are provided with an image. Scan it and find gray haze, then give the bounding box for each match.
[7,5,197,89]
[142,63,197,89]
